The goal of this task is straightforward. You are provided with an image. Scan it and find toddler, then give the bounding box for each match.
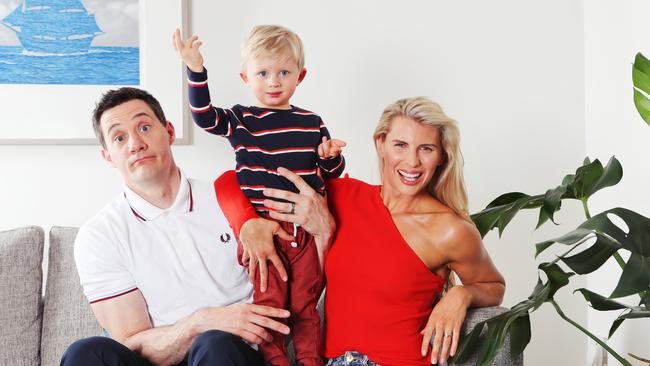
[174,25,345,366]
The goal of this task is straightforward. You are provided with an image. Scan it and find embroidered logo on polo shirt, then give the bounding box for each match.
[219,233,231,244]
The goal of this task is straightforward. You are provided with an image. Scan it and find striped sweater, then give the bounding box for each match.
[187,68,345,212]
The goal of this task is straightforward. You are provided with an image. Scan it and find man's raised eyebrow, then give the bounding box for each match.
[132,111,153,120]
[106,112,153,135]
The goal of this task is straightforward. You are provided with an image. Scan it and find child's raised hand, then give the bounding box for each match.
[172,28,204,73]
[318,137,347,159]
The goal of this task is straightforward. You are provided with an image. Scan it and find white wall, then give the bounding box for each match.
[0,1,588,364]
[584,1,650,364]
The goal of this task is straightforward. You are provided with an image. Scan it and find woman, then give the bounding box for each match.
[216,97,505,366]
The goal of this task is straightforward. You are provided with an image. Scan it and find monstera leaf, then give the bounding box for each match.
[633,52,650,126]
[576,288,650,337]
[471,157,622,238]
[465,156,649,365]
[453,264,571,365]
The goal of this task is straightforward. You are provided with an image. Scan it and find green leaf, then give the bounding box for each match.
[540,262,573,299]
[471,206,504,238]
[585,156,623,198]
[635,52,650,72]
[641,291,650,308]
[572,159,604,200]
[471,193,543,238]
[580,208,650,256]
[453,321,485,363]
[575,288,629,311]
[609,306,650,338]
[508,314,531,358]
[633,88,650,126]
[486,192,530,209]
[561,234,620,274]
[538,184,568,227]
[633,65,650,95]
[477,317,510,365]
[610,254,650,298]
[609,318,625,338]
[457,263,574,364]
[535,228,593,258]
[536,207,551,230]
[497,196,534,237]
[561,173,576,186]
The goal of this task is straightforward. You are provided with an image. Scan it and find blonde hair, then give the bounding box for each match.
[373,97,470,219]
[240,25,305,71]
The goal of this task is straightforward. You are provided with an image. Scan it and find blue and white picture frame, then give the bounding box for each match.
[0,0,140,85]
[0,0,189,144]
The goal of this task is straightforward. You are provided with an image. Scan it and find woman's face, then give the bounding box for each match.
[376,116,444,197]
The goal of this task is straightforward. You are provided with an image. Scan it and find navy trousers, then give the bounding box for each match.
[60,330,264,366]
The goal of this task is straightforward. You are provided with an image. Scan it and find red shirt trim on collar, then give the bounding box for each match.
[125,181,194,222]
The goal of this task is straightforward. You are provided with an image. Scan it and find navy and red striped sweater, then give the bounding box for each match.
[187,68,345,212]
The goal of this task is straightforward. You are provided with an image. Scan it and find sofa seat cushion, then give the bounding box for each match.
[40,226,102,366]
[0,226,44,366]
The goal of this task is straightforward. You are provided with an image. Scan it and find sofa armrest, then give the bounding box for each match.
[452,306,524,366]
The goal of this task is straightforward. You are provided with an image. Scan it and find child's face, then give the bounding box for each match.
[240,52,306,109]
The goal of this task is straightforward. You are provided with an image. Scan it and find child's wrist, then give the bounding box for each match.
[188,64,204,73]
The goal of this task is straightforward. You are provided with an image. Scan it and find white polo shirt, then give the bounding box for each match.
[74,172,252,327]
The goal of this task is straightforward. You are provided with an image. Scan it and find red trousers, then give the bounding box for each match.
[237,221,324,366]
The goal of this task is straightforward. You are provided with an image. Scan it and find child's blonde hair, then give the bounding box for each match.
[240,25,305,71]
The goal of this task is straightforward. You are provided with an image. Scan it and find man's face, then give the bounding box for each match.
[100,99,176,188]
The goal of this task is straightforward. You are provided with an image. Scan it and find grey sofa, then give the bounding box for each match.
[0,226,522,366]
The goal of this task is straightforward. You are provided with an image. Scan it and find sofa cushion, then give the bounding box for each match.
[40,226,102,366]
[0,226,44,366]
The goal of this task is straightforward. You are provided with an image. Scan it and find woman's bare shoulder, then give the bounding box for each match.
[423,206,481,254]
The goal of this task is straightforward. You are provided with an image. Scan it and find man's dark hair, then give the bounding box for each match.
[92,87,167,148]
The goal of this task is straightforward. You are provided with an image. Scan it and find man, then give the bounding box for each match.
[61,87,292,366]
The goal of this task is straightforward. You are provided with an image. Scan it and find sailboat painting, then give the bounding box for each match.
[0,0,139,85]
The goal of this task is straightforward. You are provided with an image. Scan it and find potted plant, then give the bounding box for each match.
[453,53,650,366]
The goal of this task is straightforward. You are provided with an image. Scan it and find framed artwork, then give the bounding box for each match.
[0,0,189,144]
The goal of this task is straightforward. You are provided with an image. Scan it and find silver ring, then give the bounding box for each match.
[289,202,295,215]
[444,332,453,338]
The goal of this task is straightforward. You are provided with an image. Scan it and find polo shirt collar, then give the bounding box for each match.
[123,170,194,221]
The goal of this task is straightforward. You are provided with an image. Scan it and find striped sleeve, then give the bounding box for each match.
[318,122,346,178]
[187,67,237,136]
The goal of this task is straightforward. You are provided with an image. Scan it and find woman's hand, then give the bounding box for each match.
[420,285,472,365]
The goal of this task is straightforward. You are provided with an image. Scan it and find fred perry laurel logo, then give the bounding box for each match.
[219,233,231,244]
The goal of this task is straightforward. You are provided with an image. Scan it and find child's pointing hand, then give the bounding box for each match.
[318,137,347,159]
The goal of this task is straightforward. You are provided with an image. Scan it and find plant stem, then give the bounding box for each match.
[612,252,626,269]
[582,199,592,219]
[549,299,631,366]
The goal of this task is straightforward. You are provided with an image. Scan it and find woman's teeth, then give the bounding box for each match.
[398,170,422,181]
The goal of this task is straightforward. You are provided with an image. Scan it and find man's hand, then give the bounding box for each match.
[239,218,293,292]
[317,137,347,159]
[172,28,204,73]
[123,301,291,365]
[193,303,291,345]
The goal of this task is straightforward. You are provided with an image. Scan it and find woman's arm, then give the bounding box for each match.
[421,218,505,365]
